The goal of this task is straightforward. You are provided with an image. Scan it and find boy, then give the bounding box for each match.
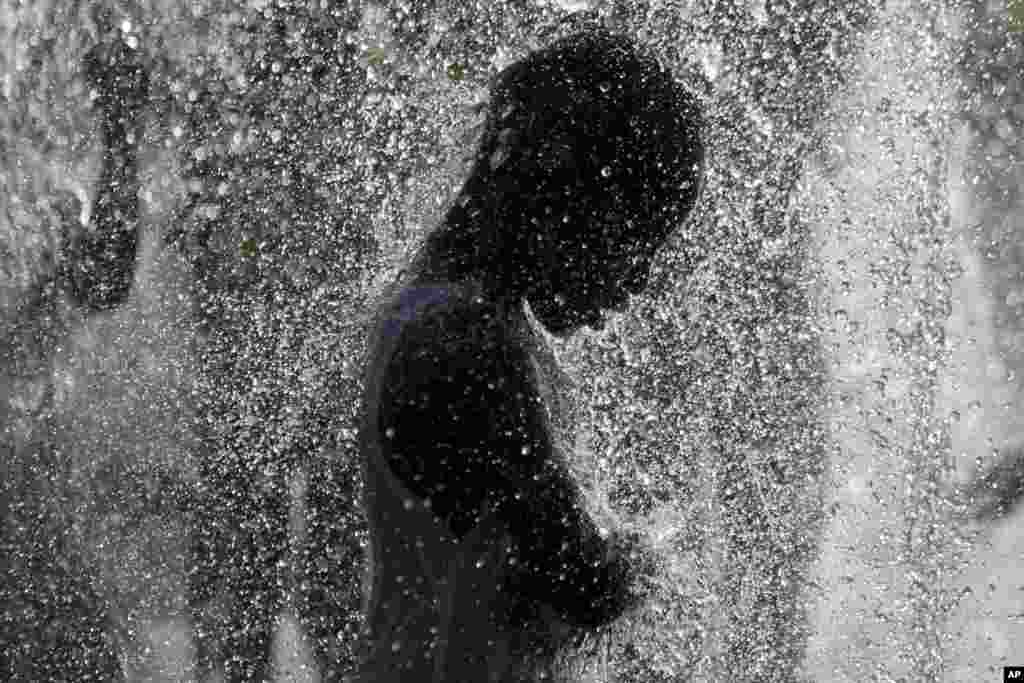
[355,27,703,681]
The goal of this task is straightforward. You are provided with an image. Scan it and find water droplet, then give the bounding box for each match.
[403,498,414,511]
[446,62,465,81]
[385,427,395,438]
[599,81,611,93]
[489,145,509,170]
[600,165,612,178]
[239,238,258,258]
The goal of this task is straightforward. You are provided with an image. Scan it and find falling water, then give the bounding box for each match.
[2,1,1022,681]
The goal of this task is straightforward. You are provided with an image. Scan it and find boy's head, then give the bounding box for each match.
[464,28,704,334]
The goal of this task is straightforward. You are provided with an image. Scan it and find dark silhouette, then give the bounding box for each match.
[355,28,703,680]
[60,40,147,310]
[1,36,147,682]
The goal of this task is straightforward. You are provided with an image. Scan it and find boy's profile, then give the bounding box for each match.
[355,28,703,681]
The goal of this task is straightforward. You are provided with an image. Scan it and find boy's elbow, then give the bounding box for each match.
[525,550,637,629]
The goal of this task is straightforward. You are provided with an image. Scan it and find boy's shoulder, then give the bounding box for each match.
[384,281,514,358]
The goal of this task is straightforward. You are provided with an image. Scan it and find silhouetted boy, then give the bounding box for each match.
[355,28,703,681]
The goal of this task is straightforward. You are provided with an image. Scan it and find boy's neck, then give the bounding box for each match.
[410,199,521,293]
[408,245,531,335]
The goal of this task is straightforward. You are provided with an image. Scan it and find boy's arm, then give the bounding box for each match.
[379,303,635,627]
[60,39,147,310]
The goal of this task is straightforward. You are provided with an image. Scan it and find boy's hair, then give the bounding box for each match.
[475,28,704,266]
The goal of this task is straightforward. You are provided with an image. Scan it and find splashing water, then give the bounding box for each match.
[2,1,1022,681]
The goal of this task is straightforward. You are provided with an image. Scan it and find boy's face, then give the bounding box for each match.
[527,227,660,336]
